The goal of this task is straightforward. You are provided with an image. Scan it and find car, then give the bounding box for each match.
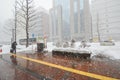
[100,41,115,46]
[0,45,2,53]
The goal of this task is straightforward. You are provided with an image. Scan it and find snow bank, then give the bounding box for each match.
[1,42,120,60]
[16,42,57,53]
[50,42,120,60]
[1,45,11,54]
[88,42,120,59]
[0,44,37,54]
[45,42,57,52]
[16,44,37,54]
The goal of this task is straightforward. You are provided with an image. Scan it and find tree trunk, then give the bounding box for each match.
[26,0,29,47]
[26,29,29,47]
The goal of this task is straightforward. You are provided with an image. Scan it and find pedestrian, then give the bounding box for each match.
[80,41,87,48]
[11,41,17,54]
[71,39,75,48]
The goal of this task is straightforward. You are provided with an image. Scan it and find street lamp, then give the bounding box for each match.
[14,0,17,42]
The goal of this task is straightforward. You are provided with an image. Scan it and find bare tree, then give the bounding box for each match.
[2,0,19,44]
[2,19,15,43]
[3,18,21,43]
[17,0,38,47]
[3,19,14,35]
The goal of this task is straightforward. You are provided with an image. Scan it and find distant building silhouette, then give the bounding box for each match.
[49,0,91,42]
[91,0,120,41]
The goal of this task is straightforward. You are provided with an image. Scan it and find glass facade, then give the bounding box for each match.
[80,0,84,10]
[74,0,78,33]
[55,9,58,35]
[50,10,54,36]
[50,9,57,36]
[54,0,70,40]
[53,0,86,40]
[80,0,84,33]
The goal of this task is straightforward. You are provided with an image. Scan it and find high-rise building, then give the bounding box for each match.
[50,0,91,42]
[70,0,91,41]
[49,6,62,42]
[91,0,120,41]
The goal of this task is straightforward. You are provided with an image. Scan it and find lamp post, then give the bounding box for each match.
[11,29,15,43]
[91,14,93,42]
[97,13,101,42]
[14,0,17,42]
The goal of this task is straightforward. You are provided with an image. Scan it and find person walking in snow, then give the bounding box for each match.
[11,41,17,54]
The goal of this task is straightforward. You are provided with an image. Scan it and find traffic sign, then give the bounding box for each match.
[32,33,34,38]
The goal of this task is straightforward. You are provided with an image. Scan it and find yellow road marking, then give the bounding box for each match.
[11,53,119,80]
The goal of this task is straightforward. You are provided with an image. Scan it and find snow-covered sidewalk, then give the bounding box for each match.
[1,42,120,60]
[89,42,120,59]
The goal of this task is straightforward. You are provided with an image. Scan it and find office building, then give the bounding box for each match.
[50,0,91,42]
[91,0,120,41]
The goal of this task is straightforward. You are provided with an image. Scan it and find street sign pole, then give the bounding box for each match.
[32,33,34,53]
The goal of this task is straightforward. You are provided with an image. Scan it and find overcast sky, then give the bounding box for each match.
[0,0,52,26]
[0,0,52,42]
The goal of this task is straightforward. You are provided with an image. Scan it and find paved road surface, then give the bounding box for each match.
[0,52,120,80]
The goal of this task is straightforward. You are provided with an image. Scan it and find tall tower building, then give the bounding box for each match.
[49,6,62,42]
[70,0,91,41]
[50,0,91,42]
[91,0,120,41]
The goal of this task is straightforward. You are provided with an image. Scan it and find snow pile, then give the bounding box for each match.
[52,42,120,60]
[17,44,37,53]
[88,42,120,59]
[0,44,37,54]
[1,42,120,59]
[17,45,26,50]
[16,42,56,53]
[53,48,91,54]
[1,45,11,54]
[45,42,57,52]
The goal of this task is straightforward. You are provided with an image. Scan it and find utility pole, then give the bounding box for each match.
[12,29,15,43]
[14,0,17,54]
[97,13,100,42]
[91,15,93,42]
[15,0,17,42]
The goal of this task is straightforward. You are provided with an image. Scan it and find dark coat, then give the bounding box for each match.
[12,42,17,49]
